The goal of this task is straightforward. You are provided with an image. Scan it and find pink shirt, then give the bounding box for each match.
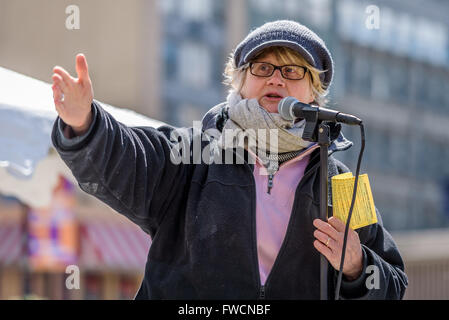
[252,144,318,284]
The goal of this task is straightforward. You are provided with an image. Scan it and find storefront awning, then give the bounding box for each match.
[0,222,24,266]
[80,220,151,272]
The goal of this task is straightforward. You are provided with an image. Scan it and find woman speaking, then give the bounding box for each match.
[50,20,407,299]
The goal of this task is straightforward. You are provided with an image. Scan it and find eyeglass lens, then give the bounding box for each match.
[251,62,306,80]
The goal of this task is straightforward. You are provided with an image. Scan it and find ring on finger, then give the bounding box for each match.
[325,237,331,247]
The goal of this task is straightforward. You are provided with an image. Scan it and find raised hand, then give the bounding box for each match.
[51,53,94,136]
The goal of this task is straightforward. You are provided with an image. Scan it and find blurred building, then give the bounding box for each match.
[158,0,224,125]
[0,0,162,119]
[321,0,449,299]
[328,0,449,232]
[157,0,449,299]
[0,175,150,300]
[1,0,449,299]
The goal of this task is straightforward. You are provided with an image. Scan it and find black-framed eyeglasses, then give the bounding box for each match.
[249,62,307,80]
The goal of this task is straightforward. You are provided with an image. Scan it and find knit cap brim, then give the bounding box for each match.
[233,20,334,89]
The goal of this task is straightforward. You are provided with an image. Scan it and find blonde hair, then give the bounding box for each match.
[223,46,329,106]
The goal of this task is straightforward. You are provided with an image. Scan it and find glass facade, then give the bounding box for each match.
[158,0,226,126]
[337,0,448,67]
[332,0,449,230]
[157,0,449,231]
[248,0,449,231]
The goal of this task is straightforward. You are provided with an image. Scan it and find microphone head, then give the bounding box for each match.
[278,97,299,121]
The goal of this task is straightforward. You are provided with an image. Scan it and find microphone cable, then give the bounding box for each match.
[334,122,365,300]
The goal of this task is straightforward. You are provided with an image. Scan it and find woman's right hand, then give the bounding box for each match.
[51,53,94,136]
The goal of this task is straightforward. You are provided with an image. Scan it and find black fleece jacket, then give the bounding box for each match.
[51,100,408,300]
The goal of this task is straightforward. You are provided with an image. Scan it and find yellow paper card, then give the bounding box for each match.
[331,173,378,230]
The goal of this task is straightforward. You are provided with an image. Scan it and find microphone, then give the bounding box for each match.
[278,97,362,125]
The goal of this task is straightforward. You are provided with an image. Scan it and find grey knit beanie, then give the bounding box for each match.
[233,20,334,89]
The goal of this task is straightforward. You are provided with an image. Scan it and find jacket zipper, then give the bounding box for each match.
[263,158,321,290]
[236,145,324,299]
[267,173,274,194]
[264,145,320,194]
[245,157,321,298]
[241,159,266,299]
[259,285,266,299]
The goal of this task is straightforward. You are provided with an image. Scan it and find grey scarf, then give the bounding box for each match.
[216,91,315,194]
[218,90,312,161]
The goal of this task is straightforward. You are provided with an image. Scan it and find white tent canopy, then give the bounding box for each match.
[0,66,165,208]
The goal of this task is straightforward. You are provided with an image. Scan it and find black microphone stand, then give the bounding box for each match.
[301,108,331,300]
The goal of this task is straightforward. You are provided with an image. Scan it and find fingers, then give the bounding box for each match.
[313,229,335,250]
[328,216,346,233]
[327,216,360,245]
[53,66,73,86]
[75,53,90,84]
[313,220,342,271]
[313,217,363,277]
[313,240,333,259]
[52,83,65,112]
[313,218,340,240]
[52,83,63,100]
[52,73,67,91]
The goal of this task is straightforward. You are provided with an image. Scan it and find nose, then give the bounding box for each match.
[267,69,285,87]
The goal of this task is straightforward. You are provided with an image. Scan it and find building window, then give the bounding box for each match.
[371,61,390,101]
[417,139,440,179]
[377,131,391,171]
[389,61,409,104]
[390,135,410,175]
[378,196,406,231]
[363,127,380,170]
[413,18,447,66]
[180,0,212,21]
[158,0,176,14]
[427,72,445,109]
[306,0,331,29]
[444,75,449,109]
[338,1,448,67]
[342,46,354,94]
[352,54,372,97]
[163,40,178,80]
[393,13,413,56]
[250,0,276,14]
[414,65,430,106]
[179,42,211,89]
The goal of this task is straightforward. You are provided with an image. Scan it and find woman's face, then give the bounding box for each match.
[240,52,314,113]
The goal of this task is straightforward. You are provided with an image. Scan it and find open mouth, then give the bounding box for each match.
[264,93,283,99]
